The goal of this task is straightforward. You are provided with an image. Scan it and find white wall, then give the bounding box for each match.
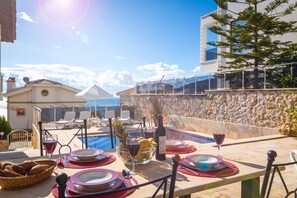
[7,85,85,129]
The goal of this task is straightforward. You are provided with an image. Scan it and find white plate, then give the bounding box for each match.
[166,139,185,149]
[185,154,223,165]
[70,169,118,187]
[181,160,226,171]
[67,178,123,194]
[70,149,104,160]
[68,154,107,163]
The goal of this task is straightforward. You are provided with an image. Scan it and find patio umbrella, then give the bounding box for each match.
[75,84,113,116]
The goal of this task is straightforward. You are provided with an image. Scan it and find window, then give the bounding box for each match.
[231,20,250,54]
[41,89,49,96]
[205,25,218,61]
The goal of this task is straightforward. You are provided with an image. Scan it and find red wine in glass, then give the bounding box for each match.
[43,140,57,154]
[43,134,58,159]
[144,131,155,139]
[213,132,225,157]
[128,142,140,173]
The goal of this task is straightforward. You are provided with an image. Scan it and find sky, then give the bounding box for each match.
[1,0,217,94]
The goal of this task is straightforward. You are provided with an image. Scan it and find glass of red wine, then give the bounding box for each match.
[144,129,155,139]
[127,139,140,173]
[43,134,58,160]
[213,132,225,158]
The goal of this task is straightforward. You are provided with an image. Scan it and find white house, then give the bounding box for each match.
[200,0,297,72]
[4,77,85,129]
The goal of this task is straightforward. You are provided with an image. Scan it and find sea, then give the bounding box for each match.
[86,98,120,118]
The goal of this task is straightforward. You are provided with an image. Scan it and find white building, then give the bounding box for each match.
[200,0,297,72]
[4,77,85,129]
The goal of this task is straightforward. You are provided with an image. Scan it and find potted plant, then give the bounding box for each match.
[149,96,163,127]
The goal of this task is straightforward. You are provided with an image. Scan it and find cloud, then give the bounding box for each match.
[136,62,185,80]
[17,12,37,23]
[115,56,127,60]
[53,46,61,49]
[1,64,135,94]
[193,66,200,72]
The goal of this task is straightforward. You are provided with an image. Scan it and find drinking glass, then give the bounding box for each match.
[213,132,225,158]
[43,134,58,159]
[127,139,140,173]
[144,129,155,139]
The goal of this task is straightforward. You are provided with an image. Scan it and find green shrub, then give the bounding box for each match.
[0,116,12,139]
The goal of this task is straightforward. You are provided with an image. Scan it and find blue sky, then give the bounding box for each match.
[2,0,217,94]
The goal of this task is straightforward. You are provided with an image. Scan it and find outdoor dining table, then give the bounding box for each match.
[0,137,291,198]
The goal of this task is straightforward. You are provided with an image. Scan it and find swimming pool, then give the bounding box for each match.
[78,128,214,150]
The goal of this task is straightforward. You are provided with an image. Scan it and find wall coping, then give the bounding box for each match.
[131,88,297,96]
[206,88,297,93]
[131,94,207,96]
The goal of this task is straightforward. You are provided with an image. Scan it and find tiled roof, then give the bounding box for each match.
[0,0,16,43]
[116,87,135,95]
[26,79,62,85]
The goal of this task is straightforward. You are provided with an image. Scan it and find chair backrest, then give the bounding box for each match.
[260,150,297,198]
[64,111,75,121]
[290,149,297,170]
[78,111,91,120]
[120,110,130,119]
[105,110,115,119]
[55,154,180,198]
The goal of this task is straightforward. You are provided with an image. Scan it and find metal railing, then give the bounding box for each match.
[38,120,88,156]
[7,129,32,149]
[38,118,147,155]
[136,63,297,95]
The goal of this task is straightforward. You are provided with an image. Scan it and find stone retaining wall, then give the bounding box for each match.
[130,89,297,139]
[0,140,8,150]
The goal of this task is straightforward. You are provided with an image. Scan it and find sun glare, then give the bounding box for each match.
[59,0,72,7]
[38,0,90,26]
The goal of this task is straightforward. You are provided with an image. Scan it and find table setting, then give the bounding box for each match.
[165,139,196,154]
[56,148,116,169]
[177,154,238,177]
[177,131,238,177]
[51,168,138,197]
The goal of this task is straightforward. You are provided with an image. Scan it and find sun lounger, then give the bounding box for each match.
[119,110,131,124]
[101,110,115,125]
[74,111,91,127]
[55,111,75,129]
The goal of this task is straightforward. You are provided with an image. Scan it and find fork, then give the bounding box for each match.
[63,154,69,167]
[178,165,200,175]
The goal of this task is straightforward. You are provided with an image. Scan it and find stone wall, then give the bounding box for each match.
[0,140,8,150]
[130,89,297,139]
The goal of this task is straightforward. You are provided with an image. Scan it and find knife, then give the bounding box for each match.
[178,164,200,175]
[119,176,129,188]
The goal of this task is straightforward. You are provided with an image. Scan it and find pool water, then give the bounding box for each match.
[78,128,214,150]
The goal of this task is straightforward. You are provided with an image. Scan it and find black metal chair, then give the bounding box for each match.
[56,154,180,198]
[260,150,297,198]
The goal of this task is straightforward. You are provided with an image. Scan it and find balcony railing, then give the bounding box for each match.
[136,63,297,95]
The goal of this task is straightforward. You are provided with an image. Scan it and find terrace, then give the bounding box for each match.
[0,119,297,197]
[0,0,297,197]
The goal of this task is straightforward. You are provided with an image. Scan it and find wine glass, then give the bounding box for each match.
[127,138,140,173]
[213,132,225,158]
[43,134,58,159]
[144,129,155,139]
